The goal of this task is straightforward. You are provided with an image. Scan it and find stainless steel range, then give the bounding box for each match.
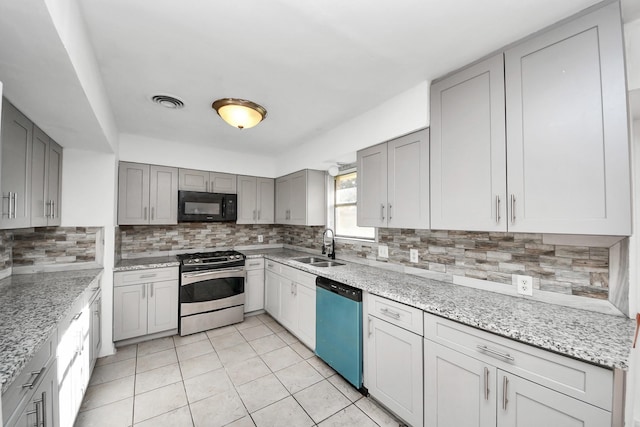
[177,250,245,336]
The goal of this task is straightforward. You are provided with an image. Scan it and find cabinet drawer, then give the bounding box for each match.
[245,258,264,270]
[295,270,316,289]
[424,314,613,410]
[265,259,281,275]
[2,331,57,424]
[114,266,178,286]
[367,293,423,336]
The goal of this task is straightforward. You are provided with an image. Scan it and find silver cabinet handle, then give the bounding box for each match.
[151,207,154,220]
[380,204,385,220]
[2,192,10,218]
[496,196,501,224]
[150,283,154,298]
[71,312,82,321]
[22,367,46,389]
[44,201,49,218]
[484,367,490,401]
[144,207,148,220]
[26,397,42,427]
[380,307,400,320]
[368,317,373,337]
[139,273,157,279]
[141,284,146,299]
[247,262,261,267]
[12,192,17,218]
[51,200,55,219]
[388,203,392,221]
[41,391,47,427]
[477,344,515,362]
[510,194,515,224]
[502,376,509,410]
[253,210,257,220]
[258,210,261,220]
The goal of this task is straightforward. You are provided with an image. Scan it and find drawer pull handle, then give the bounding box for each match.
[477,345,515,362]
[502,376,509,410]
[22,367,46,389]
[380,307,401,320]
[139,274,156,279]
[368,317,373,337]
[248,262,261,267]
[484,367,490,400]
[71,312,82,321]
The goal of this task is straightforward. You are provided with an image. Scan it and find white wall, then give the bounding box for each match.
[274,81,430,176]
[61,149,118,357]
[118,133,278,178]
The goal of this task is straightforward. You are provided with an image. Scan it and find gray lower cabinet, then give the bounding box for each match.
[357,129,429,229]
[113,267,179,342]
[0,98,32,229]
[11,364,58,427]
[244,258,265,313]
[237,175,274,224]
[31,126,63,227]
[118,162,178,225]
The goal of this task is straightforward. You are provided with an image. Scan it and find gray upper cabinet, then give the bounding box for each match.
[430,54,506,232]
[505,2,630,235]
[178,168,236,194]
[275,169,325,226]
[118,161,178,225]
[237,175,274,224]
[31,126,63,227]
[0,99,32,229]
[358,129,429,229]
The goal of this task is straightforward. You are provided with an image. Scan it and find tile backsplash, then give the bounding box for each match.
[12,227,100,266]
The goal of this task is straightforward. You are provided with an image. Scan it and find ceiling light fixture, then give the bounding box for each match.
[212,98,267,129]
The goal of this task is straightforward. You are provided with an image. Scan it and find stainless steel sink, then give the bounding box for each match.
[292,257,345,268]
[308,261,345,268]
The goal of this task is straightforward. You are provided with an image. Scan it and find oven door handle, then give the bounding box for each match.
[181,268,245,285]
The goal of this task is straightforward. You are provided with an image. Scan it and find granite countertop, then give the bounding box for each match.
[0,269,103,393]
[114,256,179,271]
[255,249,635,370]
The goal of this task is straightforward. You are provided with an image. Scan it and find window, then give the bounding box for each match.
[334,172,375,240]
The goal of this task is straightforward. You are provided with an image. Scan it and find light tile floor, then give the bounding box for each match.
[75,313,402,427]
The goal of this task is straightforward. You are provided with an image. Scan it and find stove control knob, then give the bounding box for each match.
[194,259,200,263]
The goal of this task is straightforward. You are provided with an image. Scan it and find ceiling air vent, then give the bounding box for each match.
[151,94,185,109]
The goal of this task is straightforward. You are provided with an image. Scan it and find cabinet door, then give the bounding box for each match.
[113,284,147,341]
[366,315,423,427]
[237,175,257,224]
[118,162,150,225]
[424,341,496,427]
[296,283,316,350]
[264,270,281,320]
[178,168,208,192]
[210,172,237,193]
[288,171,307,225]
[16,364,58,427]
[147,280,178,334]
[430,54,506,232]
[497,371,611,427]
[387,129,430,229]
[357,143,387,227]
[46,140,62,226]
[275,176,291,224]
[1,99,32,229]
[279,280,297,330]
[505,3,630,235]
[90,296,102,370]
[30,126,49,227]
[256,177,275,224]
[149,165,178,225]
[245,269,265,313]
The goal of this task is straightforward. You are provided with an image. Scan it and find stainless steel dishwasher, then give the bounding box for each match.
[315,276,364,390]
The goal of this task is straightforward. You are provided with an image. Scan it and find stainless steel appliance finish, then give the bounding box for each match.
[178,191,237,222]
[178,250,245,336]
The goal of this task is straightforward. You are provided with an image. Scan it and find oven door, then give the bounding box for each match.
[180,267,245,316]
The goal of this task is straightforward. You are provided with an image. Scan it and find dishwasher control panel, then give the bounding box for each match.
[316,276,362,302]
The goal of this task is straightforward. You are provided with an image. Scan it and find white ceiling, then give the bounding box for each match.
[0,0,627,155]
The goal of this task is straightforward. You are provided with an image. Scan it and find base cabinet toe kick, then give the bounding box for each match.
[361,292,624,427]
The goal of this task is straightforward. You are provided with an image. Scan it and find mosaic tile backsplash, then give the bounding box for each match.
[118,223,614,300]
[12,227,100,266]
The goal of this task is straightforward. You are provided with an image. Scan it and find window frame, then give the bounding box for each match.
[332,169,376,242]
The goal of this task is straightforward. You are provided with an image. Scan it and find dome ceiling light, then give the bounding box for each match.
[212,98,267,129]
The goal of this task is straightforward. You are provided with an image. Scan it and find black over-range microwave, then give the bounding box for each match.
[178,191,237,222]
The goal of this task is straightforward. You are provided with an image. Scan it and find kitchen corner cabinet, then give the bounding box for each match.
[113,267,179,341]
[430,54,506,232]
[31,126,63,227]
[430,2,630,235]
[264,260,316,349]
[424,314,617,427]
[178,168,237,194]
[244,258,265,313]
[237,175,275,224]
[357,129,429,229]
[0,98,32,229]
[118,162,178,225]
[364,293,423,427]
[275,169,325,226]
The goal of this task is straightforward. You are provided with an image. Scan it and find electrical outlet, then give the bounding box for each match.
[515,274,533,296]
[258,235,264,243]
[378,245,389,258]
[410,249,419,263]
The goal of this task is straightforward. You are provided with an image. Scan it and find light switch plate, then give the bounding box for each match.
[378,245,389,258]
[410,249,419,263]
[258,235,264,243]
[515,274,533,296]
